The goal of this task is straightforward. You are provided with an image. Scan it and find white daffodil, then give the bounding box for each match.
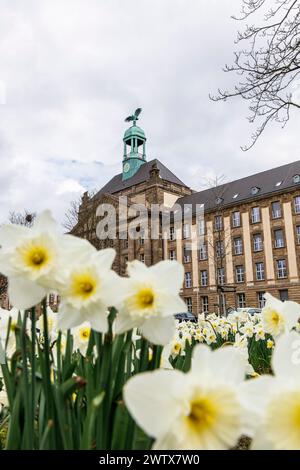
[0,307,30,358]
[38,305,57,341]
[0,210,89,310]
[240,321,254,339]
[262,293,300,337]
[205,331,217,345]
[124,343,250,450]
[72,321,91,356]
[56,247,124,333]
[115,260,186,345]
[241,331,300,449]
[254,323,265,341]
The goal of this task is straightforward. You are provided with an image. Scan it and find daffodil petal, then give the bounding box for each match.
[114,313,143,335]
[8,277,46,310]
[151,260,184,292]
[156,292,187,317]
[272,331,300,380]
[123,369,185,438]
[282,301,300,330]
[57,303,83,331]
[239,375,275,422]
[0,224,27,249]
[84,303,108,333]
[251,427,274,450]
[94,248,116,270]
[140,315,175,345]
[33,210,58,234]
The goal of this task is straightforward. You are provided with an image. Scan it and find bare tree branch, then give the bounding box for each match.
[211,0,300,150]
[63,190,96,232]
[8,210,36,227]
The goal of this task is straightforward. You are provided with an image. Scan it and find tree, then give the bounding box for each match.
[63,197,82,232]
[211,0,300,150]
[202,175,236,315]
[63,190,96,232]
[8,210,36,227]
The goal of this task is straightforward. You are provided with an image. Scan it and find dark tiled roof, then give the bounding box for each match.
[94,159,188,198]
[177,160,300,213]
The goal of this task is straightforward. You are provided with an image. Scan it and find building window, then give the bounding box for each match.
[123,239,128,249]
[216,240,224,258]
[183,247,191,263]
[198,219,205,236]
[294,175,300,184]
[140,230,145,245]
[274,229,285,248]
[251,186,260,195]
[237,293,246,309]
[296,226,300,244]
[251,207,261,223]
[236,265,244,283]
[277,259,287,279]
[170,226,175,241]
[140,253,145,263]
[233,237,243,255]
[232,211,241,227]
[272,201,281,219]
[279,289,289,302]
[169,249,176,261]
[199,244,207,260]
[214,215,223,231]
[183,224,191,239]
[294,196,300,214]
[201,296,209,314]
[257,292,266,309]
[200,270,208,287]
[255,262,265,281]
[186,297,193,313]
[253,233,263,252]
[217,267,225,285]
[185,272,192,288]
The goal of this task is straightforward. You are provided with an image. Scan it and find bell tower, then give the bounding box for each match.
[122,108,147,181]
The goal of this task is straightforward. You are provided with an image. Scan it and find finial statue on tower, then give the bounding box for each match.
[125,107,142,126]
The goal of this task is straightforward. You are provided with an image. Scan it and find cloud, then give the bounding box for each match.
[0,0,299,225]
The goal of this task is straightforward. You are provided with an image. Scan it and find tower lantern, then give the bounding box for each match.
[122,108,147,181]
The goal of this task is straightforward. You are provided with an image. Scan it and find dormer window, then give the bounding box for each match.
[251,186,260,195]
[293,175,300,184]
[275,181,282,187]
[233,193,239,199]
[216,197,224,205]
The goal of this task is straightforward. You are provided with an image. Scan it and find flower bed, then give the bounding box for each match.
[1,211,300,450]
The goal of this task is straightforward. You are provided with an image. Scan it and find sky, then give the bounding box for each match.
[0,0,299,226]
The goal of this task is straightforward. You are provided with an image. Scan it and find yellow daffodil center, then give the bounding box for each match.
[184,387,241,447]
[79,327,91,341]
[136,288,155,309]
[173,342,181,354]
[19,242,50,271]
[263,307,285,335]
[10,321,18,332]
[187,397,217,432]
[271,311,280,325]
[71,273,97,300]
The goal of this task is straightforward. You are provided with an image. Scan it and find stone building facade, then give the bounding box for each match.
[72,120,300,315]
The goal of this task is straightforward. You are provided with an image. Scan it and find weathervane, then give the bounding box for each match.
[125,107,142,126]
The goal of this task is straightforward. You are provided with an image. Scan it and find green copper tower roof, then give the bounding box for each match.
[123,125,146,141]
[122,108,147,181]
